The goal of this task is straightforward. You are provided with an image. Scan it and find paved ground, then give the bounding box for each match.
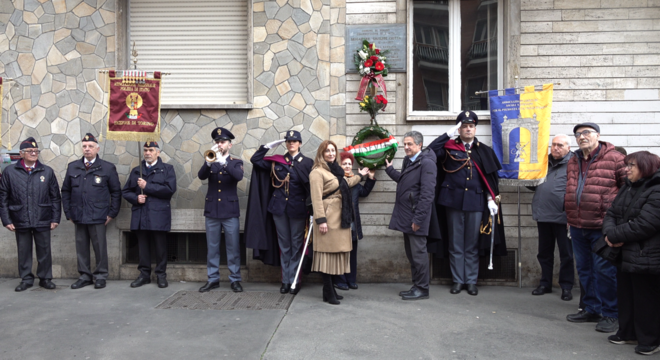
[0,278,640,360]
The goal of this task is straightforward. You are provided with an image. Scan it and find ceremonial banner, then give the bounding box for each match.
[105,70,161,141]
[0,77,3,148]
[489,83,554,186]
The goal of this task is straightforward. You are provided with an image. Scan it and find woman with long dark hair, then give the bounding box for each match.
[603,151,660,355]
[309,140,368,305]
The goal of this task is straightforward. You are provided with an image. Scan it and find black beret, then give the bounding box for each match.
[82,133,98,143]
[144,141,160,149]
[20,137,38,150]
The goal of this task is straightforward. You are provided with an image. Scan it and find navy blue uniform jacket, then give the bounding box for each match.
[61,157,122,224]
[427,134,507,258]
[198,157,244,219]
[122,158,176,231]
[0,161,61,229]
[245,145,313,266]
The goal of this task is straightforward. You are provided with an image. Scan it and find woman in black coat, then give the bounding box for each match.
[602,151,660,356]
[332,151,375,291]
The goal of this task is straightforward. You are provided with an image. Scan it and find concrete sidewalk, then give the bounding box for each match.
[0,279,637,360]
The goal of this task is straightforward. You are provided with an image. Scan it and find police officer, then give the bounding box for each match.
[122,141,177,289]
[62,133,121,290]
[428,111,502,296]
[198,127,244,293]
[0,137,62,292]
[250,130,313,294]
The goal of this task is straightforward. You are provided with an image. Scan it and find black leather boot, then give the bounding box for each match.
[322,274,340,305]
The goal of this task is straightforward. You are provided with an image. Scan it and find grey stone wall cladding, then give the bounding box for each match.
[0,0,345,212]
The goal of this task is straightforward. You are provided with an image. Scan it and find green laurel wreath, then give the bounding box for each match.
[351,125,397,169]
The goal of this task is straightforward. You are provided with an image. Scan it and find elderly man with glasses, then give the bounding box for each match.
[564,122,627,333]
[0,137,62,292]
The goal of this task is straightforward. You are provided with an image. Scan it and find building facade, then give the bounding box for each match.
[0,0,658,286]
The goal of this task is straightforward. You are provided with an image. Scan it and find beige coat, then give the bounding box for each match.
[309,166,362,253]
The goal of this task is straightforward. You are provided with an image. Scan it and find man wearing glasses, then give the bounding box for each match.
[564,123,626,333]
[0,137,62,292]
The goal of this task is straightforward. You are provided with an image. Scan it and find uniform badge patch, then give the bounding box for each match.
[40,176,45,182]
[289,131,294,137]
[32,142,36,147]
[465,111,470,117]
[297,157,302,162]
[95,176,101,184]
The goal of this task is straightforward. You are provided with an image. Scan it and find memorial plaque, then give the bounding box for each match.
[345,24,407,73]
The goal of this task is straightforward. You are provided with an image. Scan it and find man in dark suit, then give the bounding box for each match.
[385,131,437,300]
[0,137,62,292]
[248,130,313,294]
[62,133,121,290]
[428,111,502,296]
[198,127,244,293]
[122,141,177,289]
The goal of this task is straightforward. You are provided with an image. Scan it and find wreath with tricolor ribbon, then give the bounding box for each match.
[344,127,397,169]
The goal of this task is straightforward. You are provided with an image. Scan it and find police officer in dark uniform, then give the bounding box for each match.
[61,133,121,290]
[198,127,244,293]
[122,141,177,289]
[428,111,501,296]
[250,130,313,294]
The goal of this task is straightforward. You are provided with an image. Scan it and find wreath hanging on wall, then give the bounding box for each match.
[343,40,396,169]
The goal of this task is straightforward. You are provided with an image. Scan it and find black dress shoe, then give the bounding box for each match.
[561,289,573,301]
[348,283,358,290]
[157,277,168,288]
[467,284,478,296]
[450,283,463,294]
[94,280,106,289]
[15,282,32,292]
[290,283,301,295]
[39,279,56,290]
[280,283,290,294]
[71,279,93,289]
[199,281,220,292]
[532,285,552,296]
[399,286,415,296]
[231,281,243,292]
[130,277,151,288]
[566,309,602,323]
[334,283,349,291]
[402,287,429,300]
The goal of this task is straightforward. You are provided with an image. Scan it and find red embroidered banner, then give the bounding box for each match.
[105,70,161,141]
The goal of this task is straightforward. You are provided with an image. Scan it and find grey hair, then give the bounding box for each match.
[553,133,570,145]
[403,131,424,146]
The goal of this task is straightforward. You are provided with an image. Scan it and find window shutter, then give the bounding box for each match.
[130,0,248,107]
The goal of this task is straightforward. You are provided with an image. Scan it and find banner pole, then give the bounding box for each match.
[518,185,522,288]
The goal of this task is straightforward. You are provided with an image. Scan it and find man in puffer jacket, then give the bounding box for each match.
[0,137,62,292]
[564,122,626,333]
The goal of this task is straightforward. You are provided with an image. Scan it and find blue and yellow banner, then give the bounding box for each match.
[489,84,553,185]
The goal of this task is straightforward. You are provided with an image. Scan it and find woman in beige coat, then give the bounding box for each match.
[310,140,368,305]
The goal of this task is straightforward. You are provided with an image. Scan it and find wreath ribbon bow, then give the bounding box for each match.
[355,74,388,109]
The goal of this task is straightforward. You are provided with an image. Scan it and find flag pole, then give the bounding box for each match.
[475,82,561,95]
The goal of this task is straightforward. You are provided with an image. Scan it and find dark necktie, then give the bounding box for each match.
[85,162,91,171]
[27,167,32,174]
[465,143,470,151]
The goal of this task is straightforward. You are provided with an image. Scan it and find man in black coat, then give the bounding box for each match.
[122,141,177,289]
[0,137,62,292]
[61,133,121,290]
[428,111,503,296]
[385,130,437,300]
[246,130,313,295]
[198,127,244,293]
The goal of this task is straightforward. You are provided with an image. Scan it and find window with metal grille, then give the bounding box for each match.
[128,0,252,108]
[125,231,247,264]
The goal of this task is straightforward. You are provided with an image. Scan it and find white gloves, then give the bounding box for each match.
[488,200,498,216]
[265,139,286,149]
[217,153,229,165]
[446,123,461,137]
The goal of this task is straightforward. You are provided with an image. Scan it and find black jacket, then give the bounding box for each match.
[61,156,122,224]
[386,148,437,236]
[603,170,660,274]
[122,158,176,231]
[351,177,375,241]
[0,160,62,229]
